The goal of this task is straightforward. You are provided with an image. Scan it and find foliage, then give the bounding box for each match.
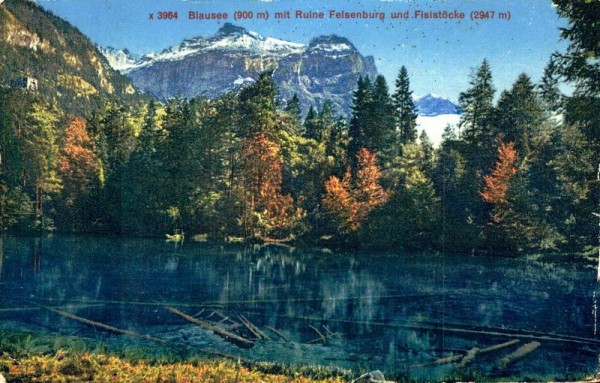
[0,351,347,383]
[392,66,418,146]
[323,148,387,235]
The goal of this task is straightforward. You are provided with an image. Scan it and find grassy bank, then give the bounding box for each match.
[0,352,349,383]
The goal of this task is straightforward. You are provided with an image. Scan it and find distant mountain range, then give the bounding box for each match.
[100,23,378,116]
[414,93,461,116]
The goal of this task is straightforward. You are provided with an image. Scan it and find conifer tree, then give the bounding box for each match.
[348,76,372,165]
[370,75,396,160]
[303,105,319,140]
[458,59,495,147]
[392,66,418,146]
[538,60,563,112]
[493,74,544,155]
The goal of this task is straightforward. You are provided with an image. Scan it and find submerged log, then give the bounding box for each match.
[42,305,164,343]
[309,325,328,344]
[165,306,254,348]
[495,341,541,370]
[412,354,463,369]
[457,347,480,367]
[266,326,290,342]
[238,314,270,340]
[457,339,520,367]
[480,339,520,353]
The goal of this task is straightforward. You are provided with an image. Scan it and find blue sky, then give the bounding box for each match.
[38,0,567,102]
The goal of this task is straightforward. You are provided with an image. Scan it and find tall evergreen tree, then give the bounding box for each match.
[303,106,319,140]
[551,0,600,97]
[538,60,563,112]
[493,73,544,155]
[458,59,496,147]
[392,66,418,147]
[348,76,372,165]
[370,75,396,159]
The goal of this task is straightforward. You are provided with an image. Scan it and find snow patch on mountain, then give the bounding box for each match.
[415,93,461,117]
[97,46,139,72]
[111,23,305,72]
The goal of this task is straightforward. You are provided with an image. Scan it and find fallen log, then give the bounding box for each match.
[238,314,270,340]
[457,339,520,367]
[165,306,254,348]
[309,325,327,344]
[480,339,520,354]
[42,305,165,343]
[411,354,463,369]
[265,326,290,342]
[495,341,541,370]
[457,347,479,367]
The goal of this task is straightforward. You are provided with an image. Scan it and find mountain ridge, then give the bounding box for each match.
[103,23,378,116]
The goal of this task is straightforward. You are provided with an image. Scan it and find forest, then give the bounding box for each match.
[0,0,598,255]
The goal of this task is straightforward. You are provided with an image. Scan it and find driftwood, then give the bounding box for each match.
[480,339,520,353]
[495,341,541,370]
[165,306,254,348]
[457,347,480,367]
[414,339,522,369]
[309,325,328,344]
[412,354,463,368]
[238,314,270,340]
[42,305,165,343]
[265,326,290,341]
[457,339,520,367]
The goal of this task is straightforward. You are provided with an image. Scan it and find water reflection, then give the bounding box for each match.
[0,236,598,379]
[0,236,3,282]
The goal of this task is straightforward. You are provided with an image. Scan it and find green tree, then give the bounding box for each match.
[369,75,396,162]
[347,76,372,164]
[493,73,545,155]
[392,66,418,146]
[458,59,496,148]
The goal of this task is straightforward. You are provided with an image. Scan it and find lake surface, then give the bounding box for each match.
[1,235,599,380]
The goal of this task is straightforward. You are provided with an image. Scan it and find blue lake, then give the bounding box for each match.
[0,235,598,380]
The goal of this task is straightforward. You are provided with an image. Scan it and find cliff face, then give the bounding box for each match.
[0,0,137,114]
[119,24,378,116]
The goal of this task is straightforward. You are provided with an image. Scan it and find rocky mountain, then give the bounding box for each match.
[0,0,138,114]
[97,46,139,72]
[118,23,378,116]
[415,93,461,116]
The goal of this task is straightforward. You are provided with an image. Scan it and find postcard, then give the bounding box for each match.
[0,0,598,381]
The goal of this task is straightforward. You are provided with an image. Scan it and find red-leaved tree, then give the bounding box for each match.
[241,133,302,239]
[323,148,387,233]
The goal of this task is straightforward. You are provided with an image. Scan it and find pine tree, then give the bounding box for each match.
[551,0,600,97]
[348,76,372,165]
[538,60,563,112]
[303,105,319,140]
[369,75,396,160]
[458,59,495,147]
[493,73,544,155]
[392,66,418,147]
[284,94,302,126]
[238,71,278,139]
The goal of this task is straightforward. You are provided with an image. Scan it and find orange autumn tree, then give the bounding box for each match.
[58,117,98,229]
[241,133,302,239]
[481,140,518,212]
[480,140,525,251]
[323,148,387,233]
